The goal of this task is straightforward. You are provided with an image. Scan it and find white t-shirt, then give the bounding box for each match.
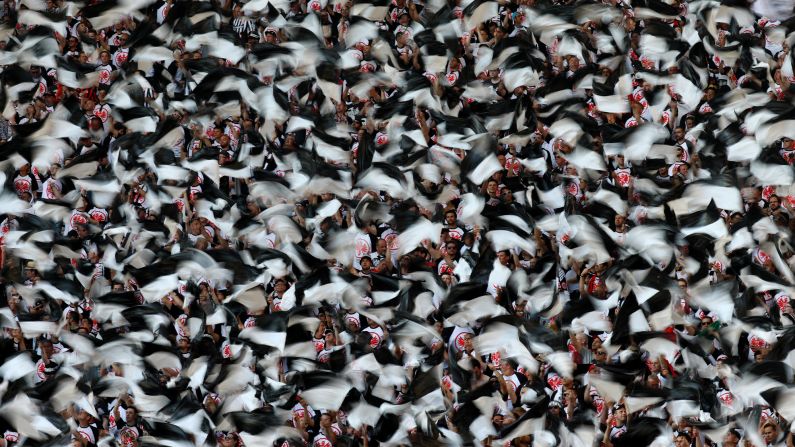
[112,48,129,68]
[65,210,89,235]
[156,2,171,24]
[75,424,98,446]
[34,358,48,384]
[291,403,316,421]
[41,177,62,200]
[313,433,333,447]
[97,63,113,85]
[449,326,474,352]
[361,326,384,348]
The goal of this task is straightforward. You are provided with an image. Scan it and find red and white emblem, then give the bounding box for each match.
[99,69,111,84]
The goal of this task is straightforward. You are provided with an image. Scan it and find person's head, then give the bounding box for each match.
[456,331,473,352]
[360,256,372,272]
[125,406,137,424]
[204,393,220,413]
[445,210,457,226]
[678,163,689,176]
[445,241,459,256]
[497,250,511,266]
[724,429,741,447]
[512,299,526,317]
[486,179,498,196]
[568,56,580,71]
[440,273,454,286]
[572,332,586,348]
[197,281,211,299]
[730,212,743,226]
[762,422,778,444]
[501,187,513,202]
[7,287,20,310]
[594,346,608,363]
[396,31,408,46]
[246,197,260,215]
[704,86,716,102]
[613,404,627,423]
[264,28,278,43]
[217,431,239,447]
[25,261,39,278]
[47,162,61,177]
[471,358,483,376]
[117,31,130,47]
[30,298,46,315]
[376,238,387,255]
[625,16,636,31]
[75,406,93,426]
[89,116,103,131]
[562,388,577,408]
[499,358,515,376]
[770,194,781,210]
[178,336,190,351]
[615,214,626,228]
[675,433,691,447]
[190,218,202,235]
[491,412,504,428]
[273,278,288,294]
[212,127,224,140]
[324,330,335,346]
[99,50,111,64]
[700,314,713,328]
[675,264,691,282]
[462,232,474,248]
[39,337,54,356]
[495,26,507,41]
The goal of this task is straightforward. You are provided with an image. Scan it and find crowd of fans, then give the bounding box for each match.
[1,0,795,445]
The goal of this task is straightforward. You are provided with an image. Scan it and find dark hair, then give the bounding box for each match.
[503,358,518,370]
